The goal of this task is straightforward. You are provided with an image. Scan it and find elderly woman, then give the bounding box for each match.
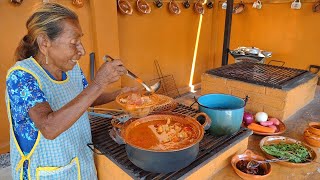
[6,3,129,180]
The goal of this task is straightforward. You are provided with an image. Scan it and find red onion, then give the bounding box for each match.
[243,112,254,126]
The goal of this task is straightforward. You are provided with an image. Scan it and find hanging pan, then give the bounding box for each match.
[137,0,151,14]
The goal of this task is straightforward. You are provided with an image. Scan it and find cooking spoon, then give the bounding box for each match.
[103,55,161,94]
[247,158,289,169]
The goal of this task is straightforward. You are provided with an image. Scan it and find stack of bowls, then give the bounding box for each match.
[304,122,320,147]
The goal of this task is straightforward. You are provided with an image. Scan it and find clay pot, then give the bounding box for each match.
[304,122,320,147]
[231,150,272,180]
[233,1,245,14]
[72,0,84,8]
[11,0,23,5]
[313,0,320,13]
[194,0,204,15]
[168,0,181,15]
[137,0,151,14]
[118,0,133,15]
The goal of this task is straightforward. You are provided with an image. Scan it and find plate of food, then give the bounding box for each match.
[259,136,317,167]
[243,112,286,135]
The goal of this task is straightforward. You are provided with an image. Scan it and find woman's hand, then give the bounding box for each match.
[93,60,127,88]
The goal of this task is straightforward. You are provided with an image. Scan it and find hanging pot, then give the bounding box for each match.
[194,0,205,14]
[291,0,302,10]
[137,0,151,14]
[193,94,248,136]
[182,0,191,9]
[168,0,181,15]
[109,112,211,173]
[118,0,133,15]
[233,1,245,14]
[72,0,84,8]
[206,0,214,9]
[10,0,23,5]
[154,0,163,8]
[313,0,320,12]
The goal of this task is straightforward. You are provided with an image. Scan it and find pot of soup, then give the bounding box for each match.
[109,112,211,173]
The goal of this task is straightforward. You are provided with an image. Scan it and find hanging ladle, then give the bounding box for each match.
[103,55,161,95]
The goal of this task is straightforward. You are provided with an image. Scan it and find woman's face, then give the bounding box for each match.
[47,19,85,72]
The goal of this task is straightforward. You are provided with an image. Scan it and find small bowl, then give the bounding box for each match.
[136,0,151,14]
[260,136,317,167]
[116,92,159,118]
[168,0,181,15]
[308,122,320,136]
[118,0,133,15]
[231,150,272,180]
[304,130,320,147]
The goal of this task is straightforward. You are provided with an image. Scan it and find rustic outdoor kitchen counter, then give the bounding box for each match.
[178,86,320,179]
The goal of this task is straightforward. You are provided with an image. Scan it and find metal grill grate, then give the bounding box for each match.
[207,62,313,89]
[90,104,252,180]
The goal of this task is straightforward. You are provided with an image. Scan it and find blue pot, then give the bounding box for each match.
[195,94,248,136]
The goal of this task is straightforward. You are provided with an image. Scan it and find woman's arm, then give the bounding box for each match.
[29,60,127,140]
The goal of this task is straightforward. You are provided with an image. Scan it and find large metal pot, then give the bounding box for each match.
[109,112,211,173]
[194,94,248,136]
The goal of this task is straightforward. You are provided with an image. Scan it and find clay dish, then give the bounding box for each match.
[231,149,272,180]
[233,1,245,14]
[244,119,286,136]
[260,136,317,167]
[168,0,181,15]
[304,122,320,147]
[304,130,320,147]
[313,0,320,12]
[194,0,204,14]
[307,122,320,136]
[136,0,151,14]
[118,0,133,15]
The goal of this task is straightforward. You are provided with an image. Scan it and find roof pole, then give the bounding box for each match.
[222,0,234,66]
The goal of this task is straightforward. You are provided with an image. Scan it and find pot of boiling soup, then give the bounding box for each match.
[110,112,211,173]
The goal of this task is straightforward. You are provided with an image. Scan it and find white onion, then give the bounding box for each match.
[255,112,268,122]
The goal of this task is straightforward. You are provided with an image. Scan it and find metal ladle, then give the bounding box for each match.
[247,158,289,169]
[103,55,161,94]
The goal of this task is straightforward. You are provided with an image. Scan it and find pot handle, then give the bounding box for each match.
[87,143,104,155]
[194,112,211,131]
[243,95,249,107]
[110,119,126,144]
[109,127,126,145]
[190,96,199,108]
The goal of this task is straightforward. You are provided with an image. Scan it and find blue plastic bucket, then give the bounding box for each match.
[195,94,247,136]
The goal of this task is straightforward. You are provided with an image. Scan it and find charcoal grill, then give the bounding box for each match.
[89,104,252,180]
[207,62,316,90]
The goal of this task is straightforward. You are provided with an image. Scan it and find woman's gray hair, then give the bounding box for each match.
[14,3,78,61]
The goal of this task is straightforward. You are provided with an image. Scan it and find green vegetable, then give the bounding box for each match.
[262,143,310,163]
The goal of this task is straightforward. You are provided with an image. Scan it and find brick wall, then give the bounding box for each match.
[201,74,318,121]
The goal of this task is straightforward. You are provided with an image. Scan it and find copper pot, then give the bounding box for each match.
[194,0,204,14]
[137,0,151,14]
[118,0,133,15]
[168,0,181,15]
[233,1,245,14]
